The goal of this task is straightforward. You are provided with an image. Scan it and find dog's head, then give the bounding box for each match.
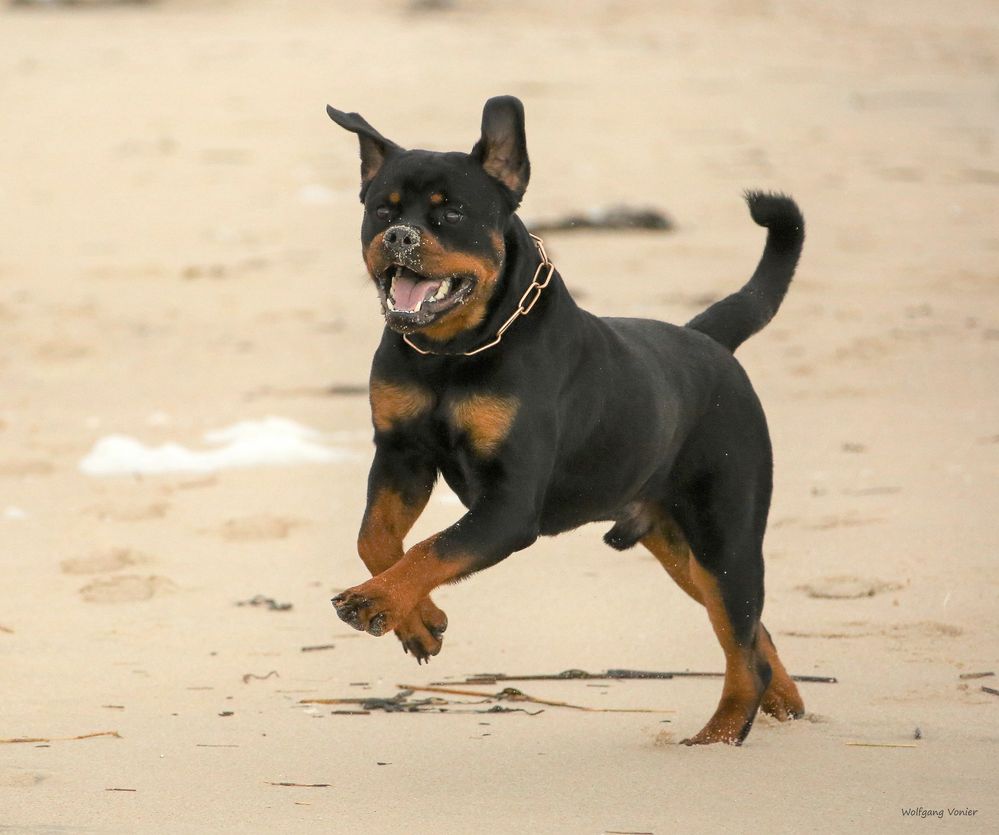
[327,96,530,341]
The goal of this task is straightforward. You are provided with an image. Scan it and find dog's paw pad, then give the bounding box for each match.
[330,593,368,631]
[368,612,388,637]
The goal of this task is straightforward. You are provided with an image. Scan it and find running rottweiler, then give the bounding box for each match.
[326,96,806,745]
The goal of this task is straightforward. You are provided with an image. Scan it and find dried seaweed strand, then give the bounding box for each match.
[1,730,121,745]
[266,782,331,788]
[242,670,279,684]
[400,684,674,714]
[441,668,837,685]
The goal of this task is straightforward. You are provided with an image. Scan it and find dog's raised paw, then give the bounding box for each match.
[394,601,447,662]
[331,591,376,633]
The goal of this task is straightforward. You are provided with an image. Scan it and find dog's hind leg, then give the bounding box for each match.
[756,623,805,721]
[641,512,803,742]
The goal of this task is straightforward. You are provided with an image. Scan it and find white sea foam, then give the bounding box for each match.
[79,417,355,476]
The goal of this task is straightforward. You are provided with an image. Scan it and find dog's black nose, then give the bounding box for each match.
[383,224,421,258]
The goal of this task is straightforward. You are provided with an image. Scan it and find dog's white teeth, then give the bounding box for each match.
[432,278,451,302]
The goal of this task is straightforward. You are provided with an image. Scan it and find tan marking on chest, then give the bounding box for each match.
[448,394,519,457]
[370,380,434,433]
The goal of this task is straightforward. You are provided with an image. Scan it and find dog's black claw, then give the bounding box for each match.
[401,636,434,663]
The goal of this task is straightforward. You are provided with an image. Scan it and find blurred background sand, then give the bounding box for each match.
[1,1,997,832]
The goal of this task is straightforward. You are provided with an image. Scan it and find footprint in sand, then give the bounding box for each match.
[798,576,904,599]
[79,574,176,603]
[886,621,963,639]
[214,514,306,542]
[61,547,147,575]
[83,501,170,522]
[34,340,92,361]
[0,768,49,787]
[0,459,54,477]
[782,621,961,641]
[804,513,884,530]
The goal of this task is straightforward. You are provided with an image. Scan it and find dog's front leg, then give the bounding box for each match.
[354,445,448,661]
[334,487,540,642]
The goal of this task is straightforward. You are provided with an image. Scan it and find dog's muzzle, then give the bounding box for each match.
[383,224,421,260]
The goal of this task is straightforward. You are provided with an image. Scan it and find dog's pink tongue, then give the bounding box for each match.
[393,274,441,311]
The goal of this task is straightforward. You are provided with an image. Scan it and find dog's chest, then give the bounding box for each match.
[369,379,518,461]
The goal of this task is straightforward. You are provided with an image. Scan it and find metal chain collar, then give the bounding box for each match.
[402,233,555,357]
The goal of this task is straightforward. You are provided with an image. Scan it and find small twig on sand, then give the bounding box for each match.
[266,782,331,788]
[440,668,837,686]
[1,731,121,745]
[959,671,995,680]
[300,644,337,653]
[982,686,999,697]
[400,684,674,714]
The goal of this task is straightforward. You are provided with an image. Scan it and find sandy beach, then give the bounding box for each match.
[1,1,997,832]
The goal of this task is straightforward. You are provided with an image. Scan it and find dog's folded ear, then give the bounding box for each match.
[470,95,530,207]
[326,105,401,200]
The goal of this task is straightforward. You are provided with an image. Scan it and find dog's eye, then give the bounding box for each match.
[375,206,391,221]
[443,209,463,224]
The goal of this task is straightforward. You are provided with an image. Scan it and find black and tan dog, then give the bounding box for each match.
[326,96,806,745]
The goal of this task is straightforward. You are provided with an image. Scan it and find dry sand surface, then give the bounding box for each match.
[1,0,997,832]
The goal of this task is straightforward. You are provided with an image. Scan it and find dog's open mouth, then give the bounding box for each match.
[377,264,475,329]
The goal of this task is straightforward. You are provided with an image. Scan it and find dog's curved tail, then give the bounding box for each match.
[686,191,804,352]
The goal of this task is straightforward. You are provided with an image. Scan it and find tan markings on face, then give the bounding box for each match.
[489,230,505,258]
[416,231,505,342]
[429,192,444,206]
[448,393,519,457]
[388,192,401,204]
[369,379,434,433]
[363,229,387,277]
